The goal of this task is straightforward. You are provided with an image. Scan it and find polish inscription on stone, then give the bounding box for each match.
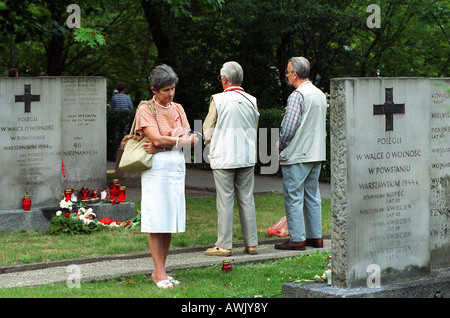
[350,79,430,286]
[0,77,106,211]
[61,77,107,192]
[0,78,62,209]
[330,78,444,288]
[429,79,450,269]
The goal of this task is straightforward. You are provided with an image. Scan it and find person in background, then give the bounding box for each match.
[275,57,327,251]
[203,61,260,257]
[8,68,18,77]
[111,82,134,110]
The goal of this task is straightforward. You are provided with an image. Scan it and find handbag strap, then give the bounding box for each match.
[128,100,158,136]
[231,90,257,110]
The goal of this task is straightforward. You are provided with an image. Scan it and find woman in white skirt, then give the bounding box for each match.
[135,65,198,289]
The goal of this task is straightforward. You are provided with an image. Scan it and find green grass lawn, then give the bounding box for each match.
[0,193,331,266]
[0,193,331,298]
[0,251,329,298]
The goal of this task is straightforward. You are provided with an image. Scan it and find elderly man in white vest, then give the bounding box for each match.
[203,61,260,256]
[275,57,327,251]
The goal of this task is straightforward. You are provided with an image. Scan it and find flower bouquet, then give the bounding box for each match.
[47,199,135,235]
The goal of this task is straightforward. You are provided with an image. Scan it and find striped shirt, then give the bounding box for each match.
[111,93,134,110]
[279,82,311,150]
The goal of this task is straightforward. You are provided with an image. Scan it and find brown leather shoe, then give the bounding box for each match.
[244,246,257,255]
[305,238,323,248]
[274,240,305,250]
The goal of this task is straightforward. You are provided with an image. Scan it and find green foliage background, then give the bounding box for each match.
[1,0,448,179]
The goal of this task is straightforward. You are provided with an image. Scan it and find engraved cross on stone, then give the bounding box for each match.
[373,88,405,131]
[15,84,41,113]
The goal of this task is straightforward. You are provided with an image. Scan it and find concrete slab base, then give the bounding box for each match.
[282,268,449,298]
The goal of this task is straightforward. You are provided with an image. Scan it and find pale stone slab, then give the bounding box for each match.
[60,77,107,193]
[330,78,449,288]
[429,79,450,269]
[0,77,109,231]
[0,78,62,209]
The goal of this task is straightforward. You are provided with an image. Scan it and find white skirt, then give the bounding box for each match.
[140,150,186,233]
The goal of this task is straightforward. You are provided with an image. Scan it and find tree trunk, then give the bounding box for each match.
[141,0,176,67]
[46,3,65,75]
[276,33,294,105]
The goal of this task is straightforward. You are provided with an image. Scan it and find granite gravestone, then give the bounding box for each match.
[60,77,107,192]
[1,77,64,209]
[429,81,450,269]
[329,77,449,289]
[0,77,133,231]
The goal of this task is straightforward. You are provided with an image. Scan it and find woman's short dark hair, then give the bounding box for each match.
[148,64,179,91]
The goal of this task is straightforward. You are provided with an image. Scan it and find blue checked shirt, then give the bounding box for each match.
[279,82,310,151]
[111,93,134,110]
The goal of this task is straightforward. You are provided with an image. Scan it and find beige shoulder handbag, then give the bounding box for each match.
[118,101,157,173]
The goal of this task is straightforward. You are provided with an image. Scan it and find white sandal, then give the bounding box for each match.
[155,279,173,289]
[168,276,181,285]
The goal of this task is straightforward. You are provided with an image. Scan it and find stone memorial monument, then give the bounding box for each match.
[283,77,449,297]
[0,77,134,231]
[429,82,449,270]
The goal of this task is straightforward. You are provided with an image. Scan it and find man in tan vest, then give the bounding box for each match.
[203,61,260,256]
[275,57,327,250]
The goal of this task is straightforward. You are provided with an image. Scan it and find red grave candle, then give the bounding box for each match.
[222,260,232,272]
[109,179,121,199]
[22,195,32,210]
[119,186,126,202]
[80,186,90,201]
[64,189,72,202]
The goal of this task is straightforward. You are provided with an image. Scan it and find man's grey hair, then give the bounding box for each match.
[220,61,244,86]
[289,57,310,79]
[148,64,179,91]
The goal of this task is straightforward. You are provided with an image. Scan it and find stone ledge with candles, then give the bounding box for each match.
[62,179,127,206]
[0,202,135,233]
[0,179,135,233]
